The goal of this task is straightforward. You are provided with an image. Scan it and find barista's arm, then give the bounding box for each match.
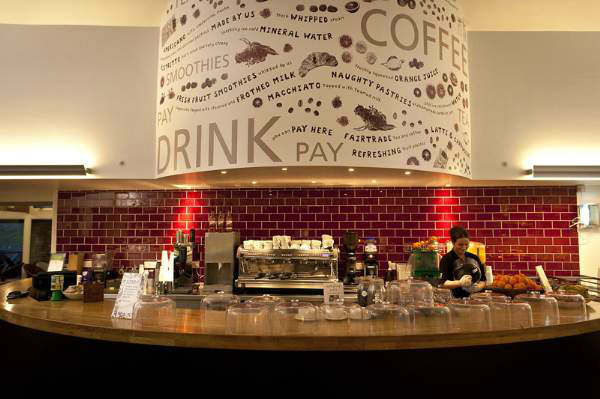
[443,280,462,289]
[440,253,471,290]
[468,281,486,293]
[443,275,472,290]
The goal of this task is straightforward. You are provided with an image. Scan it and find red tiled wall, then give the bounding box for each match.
[56,186,579,277]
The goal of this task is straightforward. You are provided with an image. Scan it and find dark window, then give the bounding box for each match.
[0,220,24,270]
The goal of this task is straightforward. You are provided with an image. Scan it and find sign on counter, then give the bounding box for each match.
[48,253,66,272]
[323,281,344,304]
[111,273,143,320]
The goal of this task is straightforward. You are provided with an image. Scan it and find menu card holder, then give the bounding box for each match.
[111,273,143,320]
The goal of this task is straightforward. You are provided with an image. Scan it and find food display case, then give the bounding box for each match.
[236,247,339,290]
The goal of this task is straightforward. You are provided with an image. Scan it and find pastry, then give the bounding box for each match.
[299,52,338,77]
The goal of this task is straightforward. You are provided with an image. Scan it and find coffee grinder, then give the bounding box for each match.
[342,231,359,285]
[364,237,379,277]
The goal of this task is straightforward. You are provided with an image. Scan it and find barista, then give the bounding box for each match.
[440,226,486,298]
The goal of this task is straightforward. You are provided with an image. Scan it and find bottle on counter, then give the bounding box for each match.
[82,267,94,285]
[385,262,397,283]
[190,229,197,261]
[225,212,233,232]
[147,269,155,295]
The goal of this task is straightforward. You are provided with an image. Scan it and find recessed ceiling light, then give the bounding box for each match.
[445,184,452,187]
[404,171,411,175]
[371,180,377,183]
[252,181,257,185]
[220,171,227,174]
[348,168,355,172]
[311,181,317,184]
[281,167,288,171]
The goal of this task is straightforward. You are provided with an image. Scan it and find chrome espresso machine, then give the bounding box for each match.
[236,237,339,292]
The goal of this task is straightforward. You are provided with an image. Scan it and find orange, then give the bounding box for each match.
[504,284,513,290]
[526,280,536,289]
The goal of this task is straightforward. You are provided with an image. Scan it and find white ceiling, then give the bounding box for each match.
[1,0,600,31]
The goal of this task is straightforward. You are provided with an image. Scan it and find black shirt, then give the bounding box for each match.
[439,250,486,298]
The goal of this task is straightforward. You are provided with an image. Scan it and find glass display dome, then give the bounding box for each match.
[132,295,176,330]
[226,302,270,335]
[514,293,560,327]
[367,303,411,335]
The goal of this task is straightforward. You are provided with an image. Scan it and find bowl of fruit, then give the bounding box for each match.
[488,274,543,297]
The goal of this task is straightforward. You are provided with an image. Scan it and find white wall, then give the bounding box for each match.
[578,185,600,278]
[0,24,158,179]
[468,32,600,180]
[3,28,598,182]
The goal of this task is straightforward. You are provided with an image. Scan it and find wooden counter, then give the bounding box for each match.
[2,279,599,351]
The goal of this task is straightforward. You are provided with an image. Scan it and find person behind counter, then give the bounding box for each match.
[440,226,486,298]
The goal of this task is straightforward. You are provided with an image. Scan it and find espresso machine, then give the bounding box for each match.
[203,232,240,293]
[364,237,379,277]
[342,231,359,285]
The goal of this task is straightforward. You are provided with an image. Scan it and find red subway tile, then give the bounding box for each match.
[483,188,499,196]
[499,188,517,196]
[562,246,578,254]
[537,254,554,262]
[493,213,510,221]
[560,196,577,204]
[553,254,570,262]
[509,213,526,220]
[525,196,543,205]
[544,229,561,237]
[467,189,483,197]
[560,213,577,221]
[500,205,519,212]
[543,196,560,205]
[563,263,579,271]
[519,254,537,261]
[316,198,334,206]
[544,263,563,271]
[552,221,570,229]
[545,245,562,254]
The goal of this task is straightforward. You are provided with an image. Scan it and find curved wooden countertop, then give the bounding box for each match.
[1,279,599,351]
